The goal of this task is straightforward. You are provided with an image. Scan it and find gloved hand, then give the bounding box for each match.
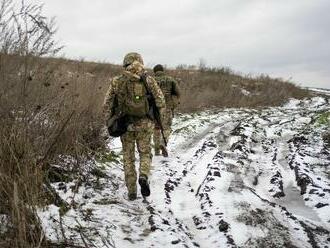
[155,123,161,130]
[106,115,116,128]
[106,111,122,128]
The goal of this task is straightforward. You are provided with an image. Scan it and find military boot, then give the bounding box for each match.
[160,145,168,157]
[128,192,137,201]
[138,174,150,197]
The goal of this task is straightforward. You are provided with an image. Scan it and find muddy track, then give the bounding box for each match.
[39,95,330,247]
[154,98,330,247]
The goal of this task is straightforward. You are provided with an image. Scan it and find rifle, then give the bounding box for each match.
[140,73,167,148]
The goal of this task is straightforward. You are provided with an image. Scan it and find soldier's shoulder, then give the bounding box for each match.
[111,74,126,86]
[112,74,126,82]
[164,74,177,82]
[146,74,157,83]
[154,73,168,81]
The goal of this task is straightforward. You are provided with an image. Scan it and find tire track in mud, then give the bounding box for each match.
[164,120,236,205]
[161,120,242,247]
[162,113,299,246]
[112,97,330,247]
[280,105,330,214]
[160,141,220,247]
[247,186,330,248]
[149,120,236,247]
[191,152,237,247]
[146,102,329,247]
[166,104,330,247]
[219,107,330,247]
[38,96,330,247]
[141,186,202,247]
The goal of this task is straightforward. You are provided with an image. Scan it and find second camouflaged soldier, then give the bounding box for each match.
[103,53,165,200]
[153,64,181,156]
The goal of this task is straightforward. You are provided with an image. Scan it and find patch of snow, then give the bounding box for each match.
[241,88,251,96]
[38,96,330,247]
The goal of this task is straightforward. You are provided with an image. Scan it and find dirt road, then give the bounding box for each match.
[39,94,330,247]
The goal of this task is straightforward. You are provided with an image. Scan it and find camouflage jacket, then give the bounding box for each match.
[103,70,165,130]
[154,71,181,109]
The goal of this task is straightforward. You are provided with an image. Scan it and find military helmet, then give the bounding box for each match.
[123,52,144,67]
[153,64,164,73]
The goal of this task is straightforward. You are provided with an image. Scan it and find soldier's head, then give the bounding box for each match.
[153,64,164,73]
[123,52,144,68]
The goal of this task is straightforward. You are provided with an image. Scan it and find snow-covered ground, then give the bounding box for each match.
[38,93,330,248]
[307,87,330,96]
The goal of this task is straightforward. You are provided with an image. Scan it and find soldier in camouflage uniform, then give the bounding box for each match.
[153,64,181,156]
[103,53,165,200]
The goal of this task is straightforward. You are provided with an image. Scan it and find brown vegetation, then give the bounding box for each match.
[26,57,309,115]
[17,56,309,116]
[169,66,309,112]
[0,53,114,247]
[0,1,107,247]
[0,0,310,247]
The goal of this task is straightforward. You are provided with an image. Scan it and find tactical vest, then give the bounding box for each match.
[117,75,149,118]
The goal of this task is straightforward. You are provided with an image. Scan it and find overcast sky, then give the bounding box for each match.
[40,0,330,88]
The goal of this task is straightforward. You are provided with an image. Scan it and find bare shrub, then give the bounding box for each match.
[168,67,310,112]
[34,60,310,115]
[0,1,311,246]
[0,1,61,246]
[0,1,108,247]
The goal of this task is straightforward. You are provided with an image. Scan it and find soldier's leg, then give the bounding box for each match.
[153,128,161,155]
[163,128,171,144]
[136,129,152,196]
[120,132,137,196]
[137,129,153,177]
[164,109,174,143]
[159,108,173,147]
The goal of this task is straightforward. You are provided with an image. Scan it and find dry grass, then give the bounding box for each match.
[168,67,309,112]
[0,54,114,247]
[27,58,309,113]
[0,1,311,247]
[0,53,311,248]
[0,0,112,246]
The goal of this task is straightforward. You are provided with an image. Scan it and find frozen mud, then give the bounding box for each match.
[39,92,330,247]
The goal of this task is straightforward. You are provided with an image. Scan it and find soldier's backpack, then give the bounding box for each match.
[157,76,175,107]
[118,75,150,118]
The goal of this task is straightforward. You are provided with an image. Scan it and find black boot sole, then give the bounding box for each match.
[128,193,137,201]
[138,177,150,197]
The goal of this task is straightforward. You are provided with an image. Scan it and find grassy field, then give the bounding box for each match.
[10,54,309,112]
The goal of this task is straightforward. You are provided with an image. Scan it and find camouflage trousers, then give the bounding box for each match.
[120,125,153,194]
[153,108,173,153]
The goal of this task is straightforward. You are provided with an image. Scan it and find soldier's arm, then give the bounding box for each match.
[146,76,165,110]
[172,78,181,98]
[103,78,117,121]
[170,78,181,109]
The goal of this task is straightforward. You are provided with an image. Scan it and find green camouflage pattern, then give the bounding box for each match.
[103,53,165,195]
[121,128,153,194]
[123,52,144,67]
[153,71,181,154]
[154,107,173,153]
[154,71,181,110]
[103,62,165,122]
